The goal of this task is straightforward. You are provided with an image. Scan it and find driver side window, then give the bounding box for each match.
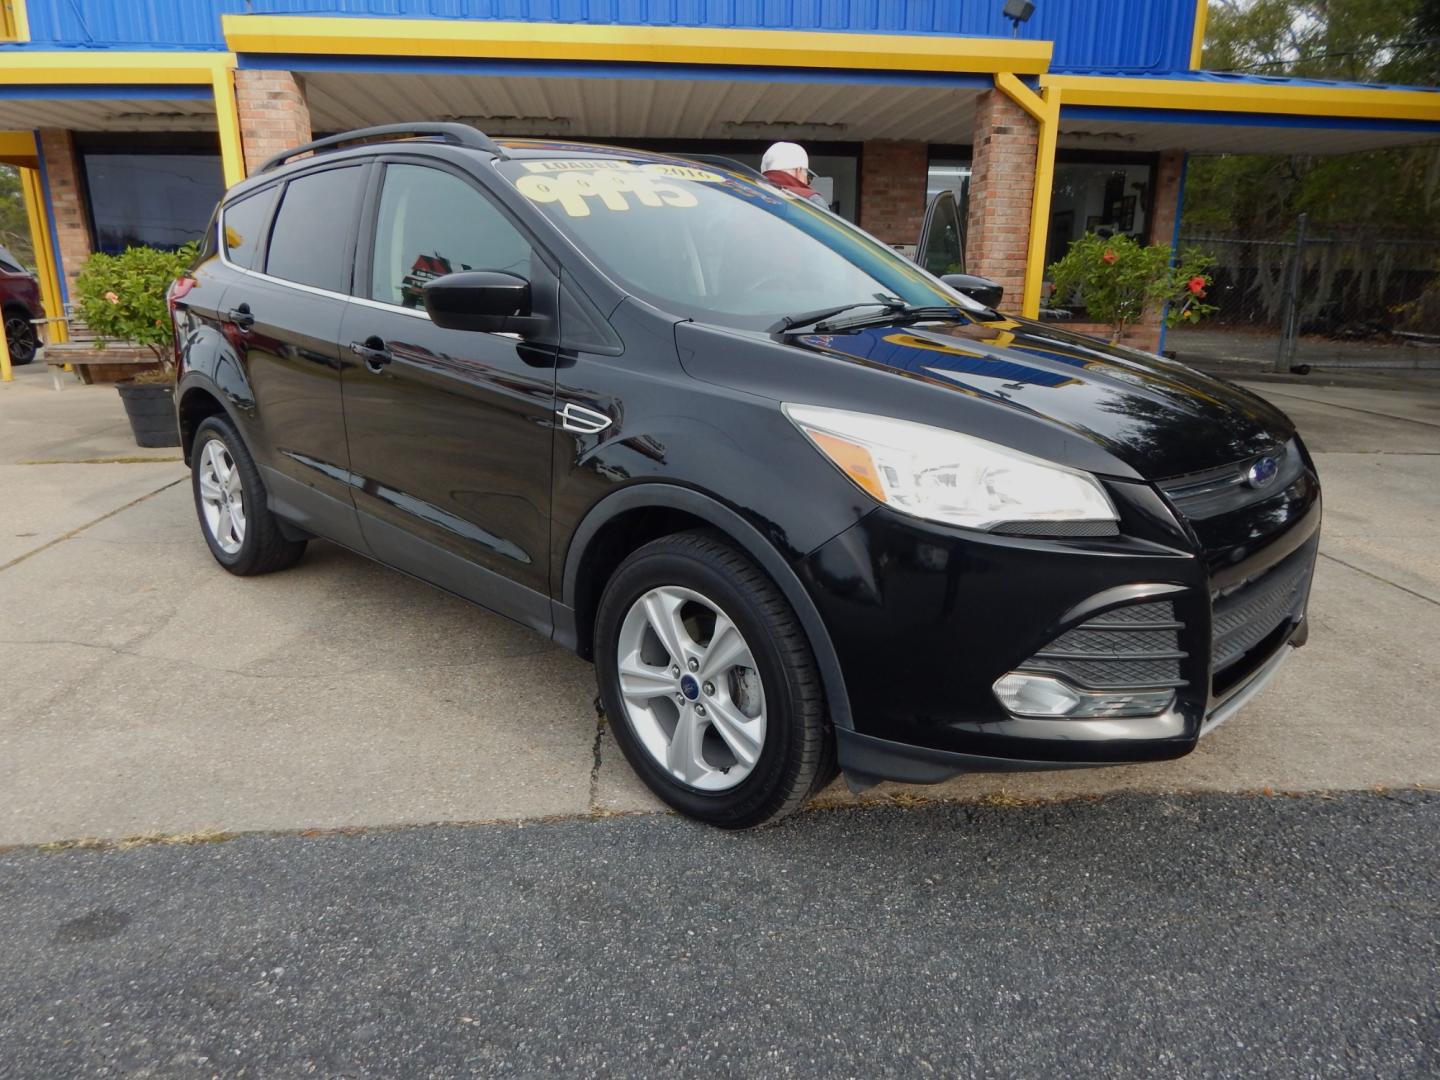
[370,163,532,309]
[921,192,964,278]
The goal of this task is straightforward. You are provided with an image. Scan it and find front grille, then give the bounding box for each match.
[1159,438,1305,520]
[1020,600,1187,691]
[1211,539,1316,676]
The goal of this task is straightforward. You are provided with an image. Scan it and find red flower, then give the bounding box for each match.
[1102,250,1118,265]
[1187,276,1207,296]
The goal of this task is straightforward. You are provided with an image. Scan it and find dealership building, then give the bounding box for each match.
[1,0,1438,352]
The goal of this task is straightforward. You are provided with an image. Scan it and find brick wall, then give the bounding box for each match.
[965,89,1037,304]
[236,70,313,176]
[38,130,92,295]
[858,140,928,246]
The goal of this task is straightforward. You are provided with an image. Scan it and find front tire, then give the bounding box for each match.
[595,531,835,828]
[190,415,306,576]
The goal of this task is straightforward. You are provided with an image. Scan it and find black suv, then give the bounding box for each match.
[172,124,1320,828]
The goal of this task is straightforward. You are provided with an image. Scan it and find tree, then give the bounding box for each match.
[1185,0,1440,240]
[0,167,34,266]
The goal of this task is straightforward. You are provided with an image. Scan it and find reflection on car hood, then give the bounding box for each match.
[783,315,1295,480]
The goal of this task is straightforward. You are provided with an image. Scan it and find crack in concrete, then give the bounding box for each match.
[0,477,187,573]
[588,696,607,813]
[1318,551,1440,608]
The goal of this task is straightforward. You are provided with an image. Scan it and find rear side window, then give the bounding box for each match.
[265,166,364,293]
[369,163,531,309]
[220,187,277,270]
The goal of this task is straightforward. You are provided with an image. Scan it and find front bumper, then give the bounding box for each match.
[836,638,1300,788]
[798,468,1321,784]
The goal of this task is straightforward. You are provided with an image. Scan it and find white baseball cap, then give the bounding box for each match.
[761,141,809,174]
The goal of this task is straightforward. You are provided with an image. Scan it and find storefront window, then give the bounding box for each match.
[80,138,224,253]
[926,160,972,205]
[1045,159,1155,268]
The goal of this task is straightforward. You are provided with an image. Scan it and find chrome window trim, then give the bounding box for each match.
[215,164,539,335]
[218,198,432,320]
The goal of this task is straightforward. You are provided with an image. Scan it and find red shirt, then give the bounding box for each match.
[763,170,828,207]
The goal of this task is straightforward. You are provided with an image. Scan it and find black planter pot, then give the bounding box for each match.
[116,380,181,448]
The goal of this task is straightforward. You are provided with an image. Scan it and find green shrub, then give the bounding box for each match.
[1048,233,1216,344]
[73,243,196,376]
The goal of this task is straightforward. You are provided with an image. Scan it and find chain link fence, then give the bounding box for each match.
[1172,218,1440,371]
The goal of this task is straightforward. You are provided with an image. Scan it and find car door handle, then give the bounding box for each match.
[225,303,254,330]
[349,336,392,374]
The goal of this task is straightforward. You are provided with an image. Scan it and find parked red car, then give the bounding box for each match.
[0,245,41,364]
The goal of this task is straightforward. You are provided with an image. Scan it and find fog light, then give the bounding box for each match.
[993,673,1175,719]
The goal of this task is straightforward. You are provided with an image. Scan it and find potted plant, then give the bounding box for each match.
[1048,233,1216,345]
[73,243,195,448]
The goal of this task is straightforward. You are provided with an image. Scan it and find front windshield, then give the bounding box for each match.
[496,156,975,331]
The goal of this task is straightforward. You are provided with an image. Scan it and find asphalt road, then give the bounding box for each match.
[2,792,1436,1079]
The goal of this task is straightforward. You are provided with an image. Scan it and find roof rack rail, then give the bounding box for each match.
[255,122,507,175]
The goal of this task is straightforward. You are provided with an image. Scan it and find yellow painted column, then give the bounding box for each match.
[212,62,246,188]
[1191,0,1210,70]
[1021,87,1061,320]
[19,164,67,345]
[993,75,1062,320]
[0,306,11,381]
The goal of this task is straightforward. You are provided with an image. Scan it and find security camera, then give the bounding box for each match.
[1004,0,1036,24]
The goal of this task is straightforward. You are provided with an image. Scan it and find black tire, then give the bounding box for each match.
[595,530,835,828]
[190,415,306,576]
[5,308,36,365]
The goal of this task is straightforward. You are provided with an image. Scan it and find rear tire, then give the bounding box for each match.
[595,530,834,828]
[4,308,36,365]
[190,415,306,576]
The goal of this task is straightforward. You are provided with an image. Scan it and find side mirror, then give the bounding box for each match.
[423,271,545,336]
[941,273,1004,310]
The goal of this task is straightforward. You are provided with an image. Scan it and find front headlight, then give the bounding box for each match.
[782,403,1118,532]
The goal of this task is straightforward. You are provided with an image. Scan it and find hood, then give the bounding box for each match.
[783,315,1295,480]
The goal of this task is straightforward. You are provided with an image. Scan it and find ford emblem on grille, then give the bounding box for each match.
[1247,456,1280,488]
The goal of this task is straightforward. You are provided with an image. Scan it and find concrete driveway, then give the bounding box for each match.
[2,363,1438,846]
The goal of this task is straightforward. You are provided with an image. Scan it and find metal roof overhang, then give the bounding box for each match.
[290,60,992,143]
[224,14,1051,144]
[1059,107,1440,154]
[1047,74,1440,155]
[0,85,217,131]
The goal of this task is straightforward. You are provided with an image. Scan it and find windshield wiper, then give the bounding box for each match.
[797,304,971,334]
[771,299,912,334]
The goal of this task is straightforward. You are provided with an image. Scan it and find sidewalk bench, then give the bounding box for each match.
[35,308,162,389]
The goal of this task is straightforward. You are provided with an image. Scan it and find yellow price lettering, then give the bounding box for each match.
[517,170,699,216]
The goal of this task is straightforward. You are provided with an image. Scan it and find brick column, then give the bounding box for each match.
[1149,150,1189,354]
[964,89,1037,303]
[236,70,313,176]
[1149,150,1186,251]
[38,130,92,296]
[858,140,928,247]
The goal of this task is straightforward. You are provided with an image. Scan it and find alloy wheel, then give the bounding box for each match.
[615,585,767,792]
[197,438,246,554]
[5,315,35,363]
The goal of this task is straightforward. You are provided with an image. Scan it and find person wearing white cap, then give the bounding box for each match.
[760,142,829,208]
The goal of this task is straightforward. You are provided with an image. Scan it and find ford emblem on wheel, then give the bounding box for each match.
[171,122,1321,828]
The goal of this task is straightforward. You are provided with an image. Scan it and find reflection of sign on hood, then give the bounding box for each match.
[401,253,451,307]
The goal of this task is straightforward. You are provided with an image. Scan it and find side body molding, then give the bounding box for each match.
[556,483,855,732]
